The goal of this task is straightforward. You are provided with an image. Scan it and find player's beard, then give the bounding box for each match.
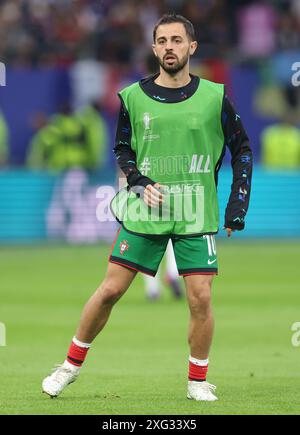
[158,50,190,76]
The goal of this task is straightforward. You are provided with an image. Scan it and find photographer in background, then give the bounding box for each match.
[27,102,107,171]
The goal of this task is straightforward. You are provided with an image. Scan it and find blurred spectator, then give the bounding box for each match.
[27,102,107,171]
[277,9,300,51]
[291,0,300,20]
[0,0,299,68]
[261,117,300,169]
[0,110,8,165]
[77,101,108,169]
[237,1,277,60]
[70,59,108,109]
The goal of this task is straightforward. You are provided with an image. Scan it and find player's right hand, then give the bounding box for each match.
[143,183,164,208]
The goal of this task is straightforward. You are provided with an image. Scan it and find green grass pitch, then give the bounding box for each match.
[1,239,300,415]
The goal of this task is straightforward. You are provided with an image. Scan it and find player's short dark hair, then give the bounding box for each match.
[153,13,195,43]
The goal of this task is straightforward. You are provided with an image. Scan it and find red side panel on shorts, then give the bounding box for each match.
[108,227,121,258]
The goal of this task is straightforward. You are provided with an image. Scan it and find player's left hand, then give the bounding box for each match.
[143,183,165,208]
[225,228,233,237]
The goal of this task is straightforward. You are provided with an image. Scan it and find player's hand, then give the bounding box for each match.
[225,228,233,237]
[143,183,164,208]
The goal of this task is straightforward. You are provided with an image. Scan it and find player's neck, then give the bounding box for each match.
[154,68,191,88]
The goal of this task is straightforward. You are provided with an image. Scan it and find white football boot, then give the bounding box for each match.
[42,361,80,398]
[187,381,218,401]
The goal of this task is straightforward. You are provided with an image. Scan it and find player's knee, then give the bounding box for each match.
[98,281,124,305]
[188,283,212,313]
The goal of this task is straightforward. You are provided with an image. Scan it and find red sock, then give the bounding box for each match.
[67,338,90,367]
[188,358,208,382]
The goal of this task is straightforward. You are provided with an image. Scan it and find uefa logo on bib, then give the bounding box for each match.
[143,113,151,130]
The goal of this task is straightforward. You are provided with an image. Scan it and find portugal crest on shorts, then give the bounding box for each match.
[119,240,129,255]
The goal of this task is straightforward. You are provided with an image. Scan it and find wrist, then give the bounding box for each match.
[224,218,245,231]
[127,172,155,188]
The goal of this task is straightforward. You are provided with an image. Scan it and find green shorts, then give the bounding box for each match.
[109,226,218,277]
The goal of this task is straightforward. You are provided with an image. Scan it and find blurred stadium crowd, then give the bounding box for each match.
[1,0,300,66]
[0,0,300,169]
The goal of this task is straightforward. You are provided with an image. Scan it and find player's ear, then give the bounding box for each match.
[152,44,157,57]
[189,41,198,56]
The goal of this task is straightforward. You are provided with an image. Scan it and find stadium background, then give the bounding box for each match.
[0,0,300,415]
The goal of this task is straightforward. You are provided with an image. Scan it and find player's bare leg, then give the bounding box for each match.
[185,274,214,359]
[184,274,218,401]
[42,263,137,397]
[76,263,137,343]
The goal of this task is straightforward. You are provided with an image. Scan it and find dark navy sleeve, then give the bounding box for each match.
[113,96,155,188]
[222,95,253,230]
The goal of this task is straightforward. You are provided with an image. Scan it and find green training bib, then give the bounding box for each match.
[111,78,225,236]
